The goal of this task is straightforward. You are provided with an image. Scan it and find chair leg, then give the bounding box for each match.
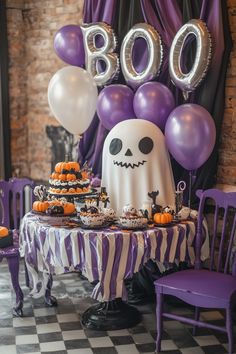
[24,260,30,288]
[226,305,234,354]
[156,290,163,353]
[193,306,200,336]
[7,255,24,316]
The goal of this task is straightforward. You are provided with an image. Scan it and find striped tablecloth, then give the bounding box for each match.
[19,212,209,302]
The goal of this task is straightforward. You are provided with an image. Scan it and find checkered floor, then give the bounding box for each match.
[0,260,235,354]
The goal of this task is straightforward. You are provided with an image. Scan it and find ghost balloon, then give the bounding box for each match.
[102,119,176,214]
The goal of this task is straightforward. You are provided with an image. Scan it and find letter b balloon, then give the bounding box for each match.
[165,104,216,170]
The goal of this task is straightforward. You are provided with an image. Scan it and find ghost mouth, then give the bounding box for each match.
[113,160,147,169]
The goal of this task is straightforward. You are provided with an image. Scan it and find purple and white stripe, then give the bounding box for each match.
[20,213,208,302]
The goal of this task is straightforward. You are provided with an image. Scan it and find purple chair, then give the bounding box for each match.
[155,189,236,354]
[0,178,34,316]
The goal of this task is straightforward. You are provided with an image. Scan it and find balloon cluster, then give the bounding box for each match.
[48,25,98,136]
[48,19,216,172]
[97,82,175,131]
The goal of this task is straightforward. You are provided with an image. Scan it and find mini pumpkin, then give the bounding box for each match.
[81,171,89,179]
[51,172,59,180]
[0,226,9,238]
[69,161,80,172]
[66,173,76,181]
[68,188,76,193]
[63,202,75,215]
[154,212,173,224]
[33,201,49,213]
[55,162,63,173]
[58,173,66,181]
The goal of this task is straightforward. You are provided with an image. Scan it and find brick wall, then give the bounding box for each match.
[5,0,236,186]
[6,0,83,181]
[217,0,236,186]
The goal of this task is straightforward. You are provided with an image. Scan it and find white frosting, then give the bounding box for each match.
[49,178,90,187]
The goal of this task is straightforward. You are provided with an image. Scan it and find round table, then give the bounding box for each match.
[19,212,209,330]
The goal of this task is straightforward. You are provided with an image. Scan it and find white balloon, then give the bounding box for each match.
[48,66,98,135]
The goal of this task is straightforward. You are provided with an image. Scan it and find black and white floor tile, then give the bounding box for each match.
[0,260,235,354]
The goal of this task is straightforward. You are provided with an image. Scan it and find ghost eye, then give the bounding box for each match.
[138,137,153,154]
[109,138,122,155]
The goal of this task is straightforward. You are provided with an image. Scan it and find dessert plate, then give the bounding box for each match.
[69,217,112,230]
[115,223,148,230]
[152,221,178,228]
[48,188,97,197]
[31,210,76,217]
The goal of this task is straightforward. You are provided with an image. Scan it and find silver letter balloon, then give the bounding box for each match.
[169,19,212,99]
[81,22,119,87]
[120,23,163,89]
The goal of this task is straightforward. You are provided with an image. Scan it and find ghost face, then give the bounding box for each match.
[109,135,154,169]
[102,119,175,214]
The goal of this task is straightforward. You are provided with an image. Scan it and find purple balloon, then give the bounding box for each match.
[133,82,175,131]
[54,25,85,67]
[97,84,136,130]
[165,104,216,170]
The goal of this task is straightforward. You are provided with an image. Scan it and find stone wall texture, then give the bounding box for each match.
[6,0,236,185]
[6,0,84,180]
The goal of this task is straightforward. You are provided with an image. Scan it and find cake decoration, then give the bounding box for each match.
[32,185,75,215]
[148,190,162,218]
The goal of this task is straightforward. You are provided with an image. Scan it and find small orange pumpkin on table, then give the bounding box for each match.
[154,212,173,225]
[32,200,50,213]
[33,185,50,213]
[0,226,13,248]
[63,202,75,215]
[0,226,9,238]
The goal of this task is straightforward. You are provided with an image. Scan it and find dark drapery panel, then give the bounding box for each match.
[79,0,145,175]
[80,0,232,207]
[78,0,117,175]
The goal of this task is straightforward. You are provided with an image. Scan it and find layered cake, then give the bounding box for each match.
[48,161,91,195]
[119,204,148,228]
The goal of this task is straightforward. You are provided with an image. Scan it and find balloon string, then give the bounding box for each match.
[188,170,192,209]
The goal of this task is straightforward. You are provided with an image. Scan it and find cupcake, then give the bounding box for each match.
[119,204,148,228]
[80,206,105,227]
[101,207,116,221]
